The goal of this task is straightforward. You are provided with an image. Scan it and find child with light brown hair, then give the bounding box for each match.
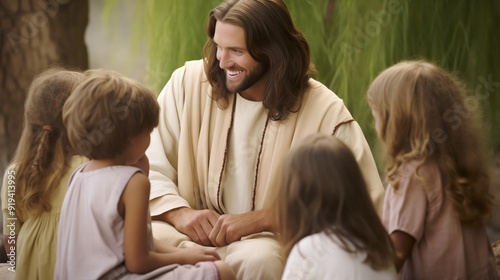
[1,68,87,280]
[367,60,499,279]
[55,69,235,280]
[278,134,397,280]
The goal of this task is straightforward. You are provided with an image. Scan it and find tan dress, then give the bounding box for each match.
[383,160,499,280]
[1,156,87,280]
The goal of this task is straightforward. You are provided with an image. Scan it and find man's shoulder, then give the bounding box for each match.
[305,78,345,104]
[168,59,205,80]
[174,59,209,86]
[184,59,204,69]
[183,59,205,75]
[299,78,352,118]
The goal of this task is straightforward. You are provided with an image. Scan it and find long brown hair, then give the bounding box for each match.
[367,60,493,224]
[12,68,85,220]
[277,134,395,270]
[202,0,315,121]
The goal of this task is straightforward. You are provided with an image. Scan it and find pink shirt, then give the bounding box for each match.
[383,160,498,280]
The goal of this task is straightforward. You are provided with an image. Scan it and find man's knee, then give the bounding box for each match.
[224,234,284,279]
[151,221,191,246]
[238,248,283,270]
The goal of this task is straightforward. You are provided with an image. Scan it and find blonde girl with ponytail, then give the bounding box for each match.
[1,68,86,280]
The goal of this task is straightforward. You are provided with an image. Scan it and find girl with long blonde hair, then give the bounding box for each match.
[367,60,498,279]
[1,68,86,280]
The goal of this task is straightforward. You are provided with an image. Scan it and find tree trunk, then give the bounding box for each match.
[0,0,88,178]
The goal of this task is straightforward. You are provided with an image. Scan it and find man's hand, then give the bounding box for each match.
[209,209,274,246]
[162,207,219,246]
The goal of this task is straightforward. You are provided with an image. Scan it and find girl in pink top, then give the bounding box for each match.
[367,60,499,279]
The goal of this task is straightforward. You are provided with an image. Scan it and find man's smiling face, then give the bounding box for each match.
[214,21,267,100]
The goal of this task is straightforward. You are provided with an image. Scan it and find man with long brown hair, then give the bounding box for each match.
[146,0,384,279]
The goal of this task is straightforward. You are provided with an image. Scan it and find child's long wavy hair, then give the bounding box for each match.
[277,134,395,270]
[367,60,493,224]
[12,68,85,221]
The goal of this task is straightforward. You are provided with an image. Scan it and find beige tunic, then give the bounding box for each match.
[222,93,268,214]
[147,59,384,217]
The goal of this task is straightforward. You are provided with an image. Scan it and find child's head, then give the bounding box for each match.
[23,68,85,134]
[14,68,85,217]
[367,60,465,156]
[367,60,493,223]
[63,70,159,160]
[277,134,394,269]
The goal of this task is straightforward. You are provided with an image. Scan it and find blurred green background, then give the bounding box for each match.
[107,0,500,166]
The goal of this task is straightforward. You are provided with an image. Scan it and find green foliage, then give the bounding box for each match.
[113,0,500,161]
[135,0,221,92]
[287,0,500,161]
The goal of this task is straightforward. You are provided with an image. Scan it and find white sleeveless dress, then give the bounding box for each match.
[55,164,218,280]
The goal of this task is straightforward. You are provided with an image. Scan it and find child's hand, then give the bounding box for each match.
[177,247,221,265]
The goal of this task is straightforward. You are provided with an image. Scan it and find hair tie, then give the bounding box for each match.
[42,125,53,132]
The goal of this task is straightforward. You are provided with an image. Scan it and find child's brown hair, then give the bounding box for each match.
[367,60,493,223]
[63,69,159,160]
[13,68,85,219]
[277,134,395,270]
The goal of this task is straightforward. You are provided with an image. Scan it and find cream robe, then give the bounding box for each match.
[147,60,385,280]
[148,60,384,217]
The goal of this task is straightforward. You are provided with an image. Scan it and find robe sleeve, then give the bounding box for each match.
[333,121,385,216]
[147,65,191,217]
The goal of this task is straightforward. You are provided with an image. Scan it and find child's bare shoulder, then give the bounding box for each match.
[127,171,150,189]
[121,171,150,200]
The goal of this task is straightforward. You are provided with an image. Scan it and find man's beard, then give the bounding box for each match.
[225,63,267,93]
